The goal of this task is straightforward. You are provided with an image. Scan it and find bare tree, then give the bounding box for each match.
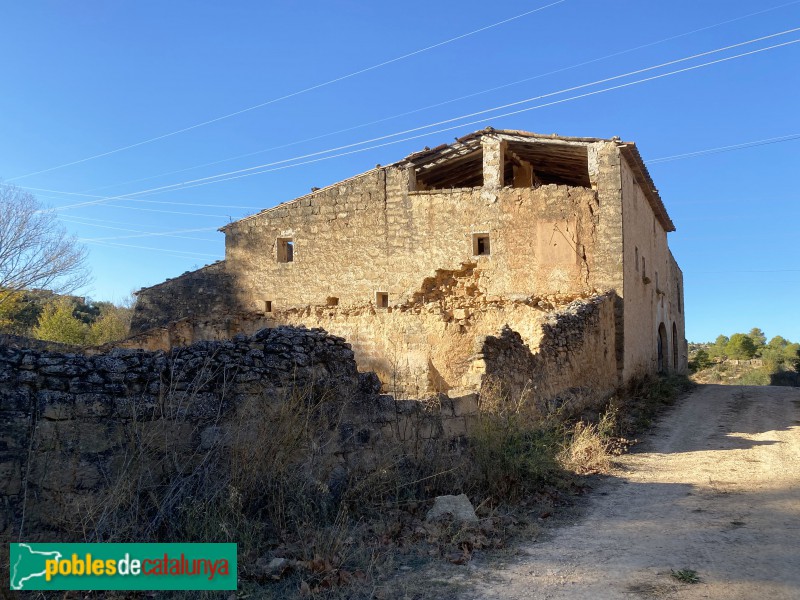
[0,183,89,306]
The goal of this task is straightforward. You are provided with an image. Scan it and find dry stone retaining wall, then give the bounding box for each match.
[0,327,470,541]
[2,294,617,541]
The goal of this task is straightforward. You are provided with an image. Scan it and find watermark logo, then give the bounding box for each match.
[10,543,236,591]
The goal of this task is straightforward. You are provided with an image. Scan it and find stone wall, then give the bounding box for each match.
[619,154,687,378]
[0,327,474,541]
[222,178,601,313]
[2,290,618,541]
[473,293,618,417]
[132,135,617,327]
[130,261,237,334]
[121,263,607,398]
[127,131,685,396]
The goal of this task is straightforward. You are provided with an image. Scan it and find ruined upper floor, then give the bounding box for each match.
[223,129,674,237]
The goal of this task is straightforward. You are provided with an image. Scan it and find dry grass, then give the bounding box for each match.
[35,364,692,599]
[558,407,617,475]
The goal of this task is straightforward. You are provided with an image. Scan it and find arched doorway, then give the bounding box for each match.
[672,322,679,370]
[657,323,668,373]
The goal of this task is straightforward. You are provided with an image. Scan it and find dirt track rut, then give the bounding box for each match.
[466,384,800,599]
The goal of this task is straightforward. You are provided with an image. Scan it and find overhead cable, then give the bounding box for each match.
[6,0,569,182]
[49,29,800,211]
[646,133,800,164]
[71,0,800,196]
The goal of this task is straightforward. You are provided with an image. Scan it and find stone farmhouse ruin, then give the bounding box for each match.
[129,128,686,408]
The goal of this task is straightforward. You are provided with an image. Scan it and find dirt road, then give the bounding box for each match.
[467,384,800,600]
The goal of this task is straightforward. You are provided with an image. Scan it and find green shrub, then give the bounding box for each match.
[725,334,757,360]
[688,349,712,372]
[32,298,88,344]
[737,368,771,386]
[469,412,564,500]
[87,304,132,345]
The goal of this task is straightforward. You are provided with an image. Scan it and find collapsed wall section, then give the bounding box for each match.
[2,296,620,542]
[474,293,618,417]
[118,260,606,399]
[127,135,620,394]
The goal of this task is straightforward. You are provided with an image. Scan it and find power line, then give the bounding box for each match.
[646,133,800,163]
[70,0,800,198]
[5,0,570,183]
[61,219,219,242]
[143,28,800,188]
[64,221,217,236]
[92,203,233,219]
[114,36,800,198]
[48,28,800,212]
[57,200,234,218]
[84,232,218,242]
[56,213,200,229]
[21,27,800,215]
[22,186,261,209]
[82,239,220,259]
[71,0,800,197]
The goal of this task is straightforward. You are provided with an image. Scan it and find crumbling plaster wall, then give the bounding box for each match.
[619,156,687,378]
[128,137,681,391]
[122,262,603,398]
[273,295,565,399]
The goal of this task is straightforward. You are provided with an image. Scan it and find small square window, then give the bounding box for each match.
[277,237,294,263]
[375,292,389,309]
[264,300,273,313]
[326,297,339,307]
[472,233,491,256]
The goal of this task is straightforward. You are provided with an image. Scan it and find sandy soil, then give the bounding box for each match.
[463,384,800,599]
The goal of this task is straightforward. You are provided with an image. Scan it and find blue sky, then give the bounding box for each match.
[1,1,798,343]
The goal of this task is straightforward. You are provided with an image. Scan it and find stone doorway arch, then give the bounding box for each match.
[672,322,679,370]
[658,322,668,373]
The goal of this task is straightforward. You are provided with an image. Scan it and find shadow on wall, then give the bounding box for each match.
[477,293,620,419]
[129,262,242,334]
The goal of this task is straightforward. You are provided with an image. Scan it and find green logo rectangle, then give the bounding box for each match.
[10,543,236,591]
